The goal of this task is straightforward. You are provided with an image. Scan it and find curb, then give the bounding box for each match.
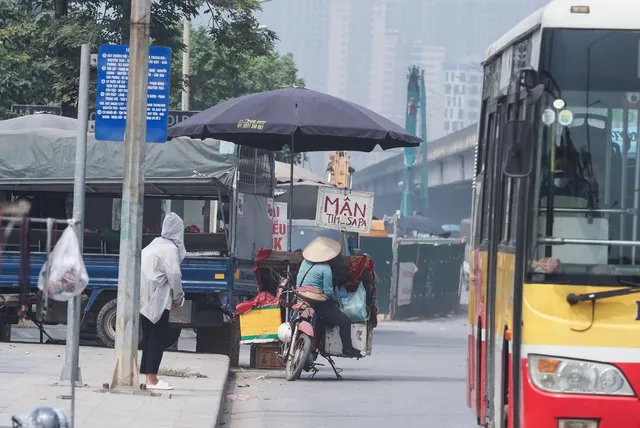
[215,356,231,427]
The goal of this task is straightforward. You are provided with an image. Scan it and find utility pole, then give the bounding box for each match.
[182,18,190,111]
[111,0,150,389]
[58,45,91,391]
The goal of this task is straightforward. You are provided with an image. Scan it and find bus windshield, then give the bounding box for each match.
[530,28,640,281]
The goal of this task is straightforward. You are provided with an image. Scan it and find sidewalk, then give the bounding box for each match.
[0,342,229,428]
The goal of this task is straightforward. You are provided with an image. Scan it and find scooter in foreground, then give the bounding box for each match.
[276,277,372,381]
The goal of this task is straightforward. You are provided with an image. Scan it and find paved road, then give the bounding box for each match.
[220,316,475,428]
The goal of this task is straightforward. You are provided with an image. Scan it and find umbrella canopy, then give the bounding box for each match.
[167,87,421,152]
[397,215,445,236]
[0,114,78,131]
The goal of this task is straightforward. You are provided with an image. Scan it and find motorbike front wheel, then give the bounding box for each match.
[285,334,312,381]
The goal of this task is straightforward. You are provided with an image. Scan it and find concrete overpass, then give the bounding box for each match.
[352,124,476,226]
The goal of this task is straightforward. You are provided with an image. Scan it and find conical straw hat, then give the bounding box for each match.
[302,237,341,263]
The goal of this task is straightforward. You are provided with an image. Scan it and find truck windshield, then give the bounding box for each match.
[530,29,640,282]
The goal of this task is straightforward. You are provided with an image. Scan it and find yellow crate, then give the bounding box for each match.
[240,305,281,343]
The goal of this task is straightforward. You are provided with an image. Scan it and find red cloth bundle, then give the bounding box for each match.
[235,291,280,316]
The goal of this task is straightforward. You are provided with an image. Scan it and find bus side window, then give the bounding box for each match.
[481,111,497,243]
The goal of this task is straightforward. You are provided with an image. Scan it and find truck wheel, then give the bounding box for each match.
[96,299,144,349]
[195,322,240,367]
[0,323,11,342]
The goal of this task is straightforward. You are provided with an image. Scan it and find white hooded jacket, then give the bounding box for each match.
[140,213,186,324]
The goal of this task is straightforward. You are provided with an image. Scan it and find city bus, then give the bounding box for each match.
[467,1,640,427]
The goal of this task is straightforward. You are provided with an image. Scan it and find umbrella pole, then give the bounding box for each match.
[287,136,294,251]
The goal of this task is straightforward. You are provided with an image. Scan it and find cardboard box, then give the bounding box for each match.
[250,343,285,369]
[240,305,281,344]
[324,323,372,356]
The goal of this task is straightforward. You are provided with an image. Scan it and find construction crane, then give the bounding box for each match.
[325,151,354,188]
[400,66,429,217]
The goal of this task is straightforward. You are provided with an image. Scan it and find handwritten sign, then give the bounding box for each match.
[272,202,288,251]
[315,188,374,234]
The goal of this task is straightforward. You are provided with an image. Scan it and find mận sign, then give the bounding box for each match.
[315,188,374,234]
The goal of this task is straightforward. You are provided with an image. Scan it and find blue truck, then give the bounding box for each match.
[0,129,275,366]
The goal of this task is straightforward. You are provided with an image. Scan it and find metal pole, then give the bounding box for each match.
[389,215,399,320]
[182,18,190,111]
[111,0,150,389]
[59,46,90,407]
[620,110,629,260]
[287,136,294,251]
[632,109,640,263]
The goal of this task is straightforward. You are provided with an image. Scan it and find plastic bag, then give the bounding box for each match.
[340,284,368,322]
[37,227,89,302]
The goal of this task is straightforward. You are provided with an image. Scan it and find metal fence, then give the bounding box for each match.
[360,236,393,315]
[236,145,275,197]
[390,238,465,320]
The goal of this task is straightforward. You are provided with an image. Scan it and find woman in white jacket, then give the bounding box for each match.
[139,212,186,390]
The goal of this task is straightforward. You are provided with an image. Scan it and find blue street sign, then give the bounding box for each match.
[95,44,171,143]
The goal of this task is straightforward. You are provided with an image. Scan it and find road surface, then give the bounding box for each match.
[219,316,475,428]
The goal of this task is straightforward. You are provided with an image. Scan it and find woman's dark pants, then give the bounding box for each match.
[140,309,170,375]
[314,301,354,351]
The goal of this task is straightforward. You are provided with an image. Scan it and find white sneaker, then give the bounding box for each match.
[146,379,174,390]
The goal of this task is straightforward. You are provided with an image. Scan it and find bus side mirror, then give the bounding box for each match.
[519,67,539,89]
[529,84,545,104]
[517,68,544,104]
[503,120,534,178]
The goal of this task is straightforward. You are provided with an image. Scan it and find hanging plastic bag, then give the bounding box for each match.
[37,227,89,302]
[340,284,368,322]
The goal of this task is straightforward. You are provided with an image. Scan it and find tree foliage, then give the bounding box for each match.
[274,146,307,166]
[171,26,307,164]
[0,0,308,164]
[0,0,277,115]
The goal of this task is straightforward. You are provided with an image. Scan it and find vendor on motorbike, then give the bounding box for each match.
[297,237,362,358]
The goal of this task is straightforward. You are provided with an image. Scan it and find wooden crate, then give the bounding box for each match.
[250,343,285,369]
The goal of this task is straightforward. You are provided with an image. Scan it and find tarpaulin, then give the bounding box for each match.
[236,291,280,315]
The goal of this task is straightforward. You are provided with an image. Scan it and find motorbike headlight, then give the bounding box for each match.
[528,354,635,396]
[277,323,292,343]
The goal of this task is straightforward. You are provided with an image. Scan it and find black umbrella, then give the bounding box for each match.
[398,215,448,237]
[168,87,422,250]
[167,87,421,151]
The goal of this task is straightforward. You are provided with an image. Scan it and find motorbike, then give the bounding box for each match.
[274,271,372,381]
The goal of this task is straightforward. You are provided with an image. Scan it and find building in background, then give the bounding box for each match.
[256,0,330,94]
[443,63,483,135]
[326,0,387,108]
[255,0,551,173]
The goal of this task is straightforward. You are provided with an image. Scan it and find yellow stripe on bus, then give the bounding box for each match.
[469,249,640,350]
[522,283,640,349]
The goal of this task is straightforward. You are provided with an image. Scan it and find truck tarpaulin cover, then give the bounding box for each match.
[0,128,236,191]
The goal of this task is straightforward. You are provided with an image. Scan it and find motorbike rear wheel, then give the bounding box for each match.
[285,334,312,381]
